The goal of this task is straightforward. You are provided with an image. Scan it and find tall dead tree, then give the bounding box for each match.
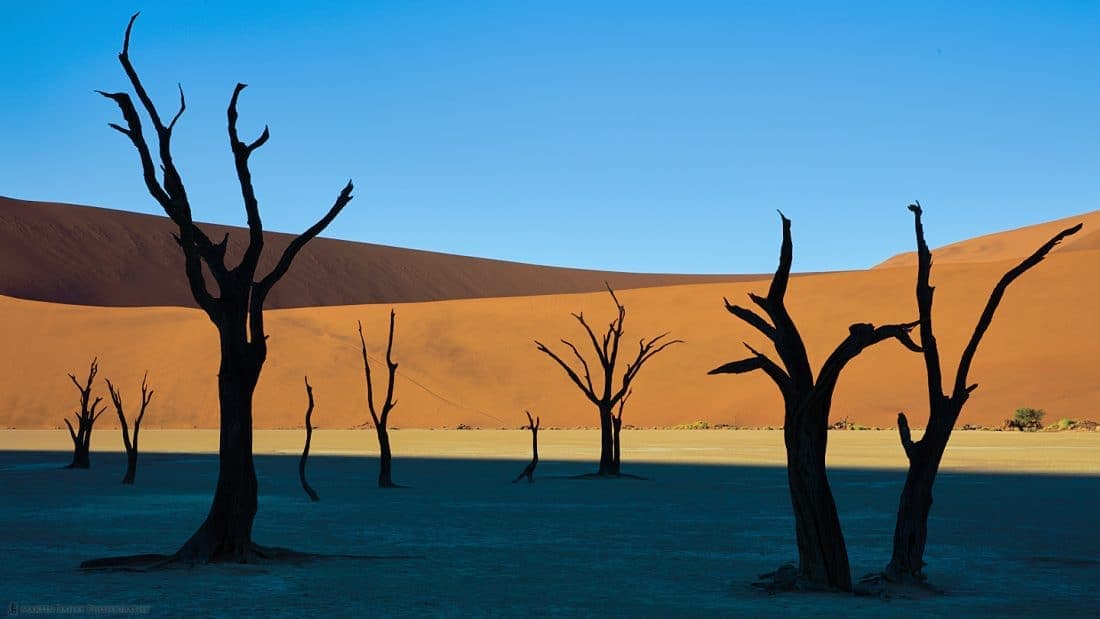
[88,13,352,566]
[64,359,106,469]
[709,213,921,592]
[105,373,153,485]
[513,410,540,483]
[883,204,1081,583]
[536,285,681,477]
[358,311,402,488]
[299,377,319,502]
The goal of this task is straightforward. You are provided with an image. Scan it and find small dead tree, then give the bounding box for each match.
[299,377,319,502]
[64,359,106,469]
[513,411,540,483]
[709,213,921,592]
[105,372,153,484]
[882,204,1081,584]
[536,285,681,476]
[86,13,353,567]
[358,310,402,488]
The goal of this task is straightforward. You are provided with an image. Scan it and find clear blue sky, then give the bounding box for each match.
[1,1,1097,273]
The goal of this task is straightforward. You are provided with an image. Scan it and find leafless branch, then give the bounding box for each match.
[535,340,599,404]
[952,221,1082,400]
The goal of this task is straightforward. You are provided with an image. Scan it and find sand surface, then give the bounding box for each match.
[3,429,1099,474]
[2,431,1098,616]
[2,200,1096,431]
[3,239,1097,430]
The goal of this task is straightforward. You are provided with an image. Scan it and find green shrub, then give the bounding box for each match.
[1047,418,1078,431]
[1010,407,1045,431]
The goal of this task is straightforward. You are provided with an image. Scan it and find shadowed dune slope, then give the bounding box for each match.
[876,209,1100,268]
[0,196,760,308]
[3,242,1096,430]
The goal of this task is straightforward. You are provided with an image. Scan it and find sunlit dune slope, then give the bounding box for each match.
[3,243,1095,430]
[876,210,1100,268]
[0,196,758,308]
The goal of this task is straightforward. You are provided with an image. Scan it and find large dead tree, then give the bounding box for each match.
[358,311,402,488]
[64,359,106,470]
[86,13,352,566]
[105,373,153,485]
[709,213,921,592]
[512,411,540,483]
[536,285,681,476]
[883,204,1081,583]
[299,377,319,502]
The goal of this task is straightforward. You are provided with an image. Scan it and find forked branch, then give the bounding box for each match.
[358,310,399,428]
[709,343,792,398]
[815,321,921,393]
[257,181,354,300]
[613,333,683,404]
[228,82,269,276]
[951,221,1081,400]
[535,340,600,404]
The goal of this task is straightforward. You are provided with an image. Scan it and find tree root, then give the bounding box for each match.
[750,564,837,594]
[80,544,421,572]
[854,572,943,599]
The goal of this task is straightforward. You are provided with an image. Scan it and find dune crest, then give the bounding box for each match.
[0,196,758,309]
[876,210,1100,269]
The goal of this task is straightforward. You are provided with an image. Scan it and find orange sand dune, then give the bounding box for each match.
[3,241,1096,430]
[876,210,1100,268]
[0,196,759,308]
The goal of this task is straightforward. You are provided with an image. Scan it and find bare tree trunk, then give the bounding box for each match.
[376,426,397,488]
[299,377,319,502]
[609,390,629,476]
[174,339,261,562]
[514,411,540,483]
[786,404,849,588]
[887,440,940,580]
[610,416,622,476]
[68,437,91,469]
[598,404,615,476]
[711,214,920,592]
[122,451,138,485]
[877,204,1081,585]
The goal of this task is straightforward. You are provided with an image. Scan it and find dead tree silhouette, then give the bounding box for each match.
[84,13,352,567]
[299,377,319,502]
[611,389,631,475]
[513,411,540,483]
[709,213,922,592]
[105,373,153,485]
[536,285,681,477]
[358,311,403,488]
[880,204,1082,584]
[64,359,105,470]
